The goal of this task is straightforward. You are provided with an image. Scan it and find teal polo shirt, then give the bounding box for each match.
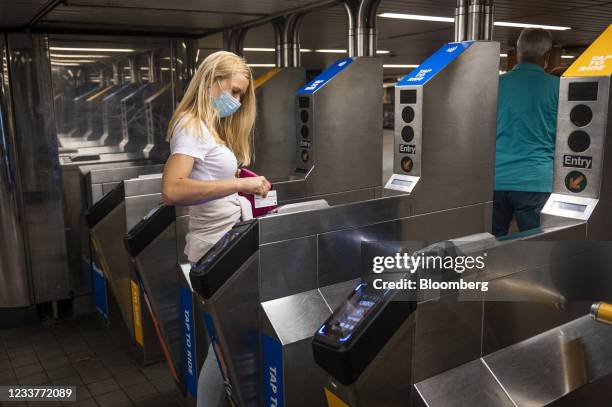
[494,63,560,192]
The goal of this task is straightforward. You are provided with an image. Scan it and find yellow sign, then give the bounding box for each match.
[324,388,349,407]
[254,68,281,89]
[564,24,612,77]
[131,280,144,346]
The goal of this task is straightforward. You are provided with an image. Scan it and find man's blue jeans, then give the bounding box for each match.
[493,191,550,237]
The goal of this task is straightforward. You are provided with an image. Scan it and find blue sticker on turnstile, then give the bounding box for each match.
[298,57,354,94]
[202,312,238,405]
[262,334,284,407]
[180,286,197,397]
[91,263,108,320]
[397,42,473,86]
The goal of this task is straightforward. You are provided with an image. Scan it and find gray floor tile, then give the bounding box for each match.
[0,358,12,371]
[93,389,133,407]
[42,355,72,371]
[18,371,50,385]
[36,348,66,361]
[61,399,98,406]
[115,371,149,389]
[47,365,80,381]
[7,346,34,358]
[11,354,40,369]
[14,363,45,378]
[80,368,112,385]
[87,378,120,397]
[0,368,16,381]
[122,381,158,402]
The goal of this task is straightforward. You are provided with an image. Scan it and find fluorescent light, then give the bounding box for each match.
[561,55,576,59]
[315,49,347,53]
[376,50,391,54]
[383,64,419,68]
[243,47,275,52]
[379,12,571,31]
[500,53,508,57]
[247,63,276,67]
[50,59,97,63]
[50,54,110,58]
[49,47,136,52]
[379,13,454,23]
[51,62,82,66]
[493,22,570,30]
[300,49,313,52]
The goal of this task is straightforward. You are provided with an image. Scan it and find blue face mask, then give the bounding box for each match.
[213,90,241,118]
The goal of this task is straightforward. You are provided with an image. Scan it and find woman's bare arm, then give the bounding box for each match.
[162,154,270,206]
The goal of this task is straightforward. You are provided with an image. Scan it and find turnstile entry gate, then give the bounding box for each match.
[86,173,165,364]
[313,27,612,406]
[541,24,612,239]
[270,57,383,205]
[190,40,501,406]
[124,204,209,405]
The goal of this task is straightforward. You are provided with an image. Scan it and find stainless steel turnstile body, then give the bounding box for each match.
[189,40,502,407]
[60,155,155,294]
[87,174,164,360]
[315,33,612,405]
[312,226,601,406]
[252,68,306,182]
[270,58,383,205]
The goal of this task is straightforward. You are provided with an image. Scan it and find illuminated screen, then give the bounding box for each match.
[553,201,587,213]
[318,287,380,342]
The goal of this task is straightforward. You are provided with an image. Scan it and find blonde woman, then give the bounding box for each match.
[162,51,270,263]
[162,51,270,406]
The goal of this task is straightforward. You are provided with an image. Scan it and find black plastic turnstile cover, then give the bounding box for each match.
[124,204,176,258]
[86,181,125,228]
[190,219,259,300]
[312,282,416,386]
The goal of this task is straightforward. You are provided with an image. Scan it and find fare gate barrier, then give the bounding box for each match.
[86,174,165,365]
[312,28,612,405]
[541,24,612,239]
[189,39,501,407]
[124,204,209,404]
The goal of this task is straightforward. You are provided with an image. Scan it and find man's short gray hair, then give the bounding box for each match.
[517,28,553,59]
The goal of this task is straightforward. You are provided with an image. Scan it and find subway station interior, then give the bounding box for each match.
[1,0,612,406]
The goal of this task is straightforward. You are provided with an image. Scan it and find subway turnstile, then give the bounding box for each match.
[190,40,502,407]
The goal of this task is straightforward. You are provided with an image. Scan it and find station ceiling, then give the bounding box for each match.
[1,0,611,75]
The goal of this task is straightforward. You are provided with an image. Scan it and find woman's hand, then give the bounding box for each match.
[238,176,271,197]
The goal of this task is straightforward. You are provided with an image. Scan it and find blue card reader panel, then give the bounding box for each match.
[298,57,354,95]
[397,42,473,87]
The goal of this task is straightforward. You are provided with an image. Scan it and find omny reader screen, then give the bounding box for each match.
[552,201,588,213]
[316,284,381,344]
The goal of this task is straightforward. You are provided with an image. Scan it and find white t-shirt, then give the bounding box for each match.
[170,118,239,202]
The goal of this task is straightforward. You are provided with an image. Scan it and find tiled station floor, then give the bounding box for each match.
[0,314,184,407]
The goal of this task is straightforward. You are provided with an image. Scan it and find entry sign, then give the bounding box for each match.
[298,57,354,94]
[564,24,612,78]
[397,41,473,86]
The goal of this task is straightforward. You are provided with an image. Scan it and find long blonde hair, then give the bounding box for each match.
[167,51,256,165]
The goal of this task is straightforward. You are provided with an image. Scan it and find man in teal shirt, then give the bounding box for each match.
[493,28,560,236]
